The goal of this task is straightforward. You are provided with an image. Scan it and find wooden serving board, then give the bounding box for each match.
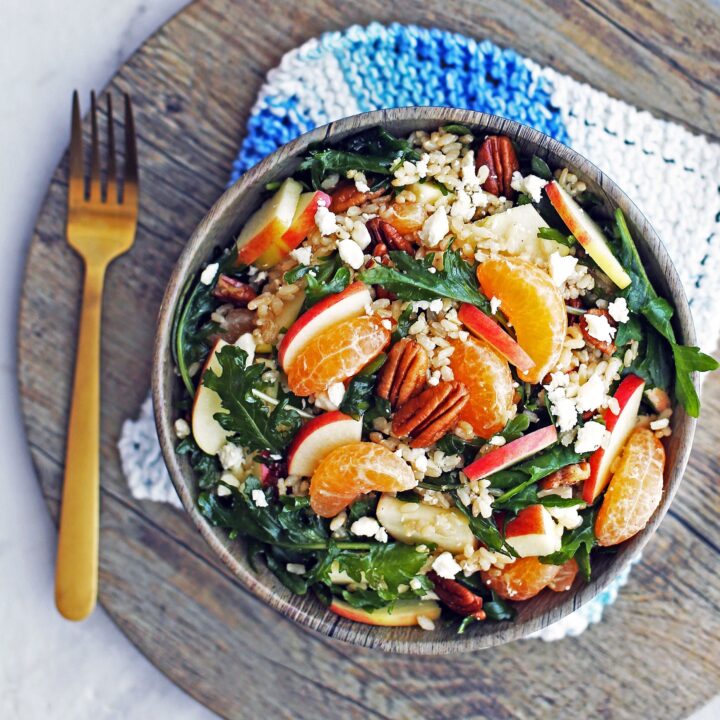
[18,1,720,718]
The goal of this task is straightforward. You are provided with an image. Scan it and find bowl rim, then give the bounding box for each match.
[152,106,697,653]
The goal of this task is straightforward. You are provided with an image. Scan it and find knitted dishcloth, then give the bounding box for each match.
[118,23,720,641]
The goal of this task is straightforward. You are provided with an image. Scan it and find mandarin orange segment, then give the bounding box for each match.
[476,257,567,383]
[286,316,391,396]
[449,336,514,439]
[595,427,665,547]
[548,558,579,592]
[309,442,417,518]
[480,557,560,601]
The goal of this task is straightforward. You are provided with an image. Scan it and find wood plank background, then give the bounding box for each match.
[17,1,720,718]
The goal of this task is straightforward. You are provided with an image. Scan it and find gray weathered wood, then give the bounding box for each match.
[18,1,720,718]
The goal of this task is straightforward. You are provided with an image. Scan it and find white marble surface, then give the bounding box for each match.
[1,1,718,718]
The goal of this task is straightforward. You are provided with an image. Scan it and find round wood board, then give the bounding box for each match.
[18,1,720,718]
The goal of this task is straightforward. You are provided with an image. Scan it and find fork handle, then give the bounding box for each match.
[55,260,105,620]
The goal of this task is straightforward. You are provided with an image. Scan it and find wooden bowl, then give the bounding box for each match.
[152,107,697,653]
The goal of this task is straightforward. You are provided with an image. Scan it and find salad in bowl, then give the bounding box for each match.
[166,117,716,636]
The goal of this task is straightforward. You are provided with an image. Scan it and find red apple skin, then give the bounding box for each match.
[464,425,558,481]
[505,505,552,539]
[458,303,535,374]
[287,410,362,476]
[281,191,331,250]
[583,374,645,503]
[328,598,441,626]
[278,281,371,370]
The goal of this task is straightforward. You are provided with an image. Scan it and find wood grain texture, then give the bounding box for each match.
[17,0,720,717]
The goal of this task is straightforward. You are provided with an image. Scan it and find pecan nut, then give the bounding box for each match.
[329,181,385,213]
[579,308,617,355]
[540,461,591,490]
[376,338,428,409]
[212,274,257,306]
[392,381,469,448]
[428,571,486,620]
[476,135,520,199]
[366,217,415,254]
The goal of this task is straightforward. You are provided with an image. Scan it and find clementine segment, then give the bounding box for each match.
[449,336,514,439]
[476,257,567,383]
[309,442,417,518]
[286,315,390,396]
[548,558,579,592]
[595,428,665,547]
[480,557,560,601]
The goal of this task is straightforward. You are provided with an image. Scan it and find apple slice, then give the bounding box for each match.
[458,303,535,374]
[236,178,302,267]
[329,597,441,627]
[545,180,631,289]
[376,494,477,554]
[464,425,558,481]
[287,411,362,476]
[278,281,372,371]
[504,505,562,558]
[583,374,645,503]
[191,339,231,455]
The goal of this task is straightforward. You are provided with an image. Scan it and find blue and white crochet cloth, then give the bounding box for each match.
[119,23,720,642]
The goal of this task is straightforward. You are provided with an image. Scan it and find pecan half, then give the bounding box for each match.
[540,461,591,490]
[376,338,428,409]
[212,274,257,306]
[366,217,415,254]
[580,308,617,355]
[428,571,486,620]
[208,307,255,344]
[329,181,385,213]
[476,135,519,199]
[392,381,469,448]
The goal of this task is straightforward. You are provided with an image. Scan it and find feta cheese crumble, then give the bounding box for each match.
[350,516,388,543]
[608,297,630,323]
[337,238,365,269]
[351,221,372,250]
[584,312,616,343]
[510,171,548,203]
[200,262,219,285]
[417,615,435,631]
[549,252,578,287]
[286,563,306,575]
[419,207,449,247]
[174,418,190,439]
[490,296,502,315]
[315,205,338,235]
[575,374,606,413]
[326,381,346,408]
[219,442,244,470]
[574,420,609,453]
[431,551,462,579]
[251,488,268,508]
[290,246,312,266]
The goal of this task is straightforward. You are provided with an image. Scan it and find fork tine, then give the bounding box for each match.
[122,93,138,207]
[89,91,102,201]
[69,91,85,206]
[106,94,117,204]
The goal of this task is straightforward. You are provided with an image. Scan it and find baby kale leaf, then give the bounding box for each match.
[201,345,304,453]
[360,250,490,311]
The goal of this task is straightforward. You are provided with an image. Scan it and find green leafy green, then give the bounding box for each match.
[516,193,533,206]
[453,499,516,556]
[614,314,643,347]
[201,345,305,453]
[613,208,718,416]
[500,414,530,442]
[537,226,576,247]
[176,436,221,489]
[299,127,420,190]
[440,123,472,136]
[540,509,597,581]
[392,304,414,342]
[360,250,490,311]
[530,155,553,181]
[340,354,386,418]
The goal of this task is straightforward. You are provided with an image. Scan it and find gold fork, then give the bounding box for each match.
[55,91,139,620]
